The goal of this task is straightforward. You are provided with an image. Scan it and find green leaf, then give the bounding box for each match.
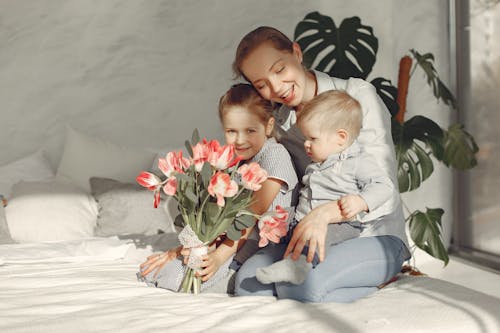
[184,140,193,158]
[410,49,457,109]
[174,214,185,228]
[371,77,399,117]
[397,142,433,192]
[200,162,213,187]
[442,123,479,170]
[200,220,207,237]
[180,196,195,213]
[226,227,241,241]
[392,116,444,192]
[175,172,193,184]
[184,187,197,204]
[191,129,200,145]
[235,214,257,230]
[408,208,449,265]
[204,202,220,219]
[231,191,252,206]
[294,12,378,80]
[207,217,236,241]
[225,215,256,241]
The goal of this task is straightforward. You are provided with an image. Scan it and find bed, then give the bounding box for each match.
[1,128,499,333]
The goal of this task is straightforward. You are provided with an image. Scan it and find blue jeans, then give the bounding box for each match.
[234,235,408,303]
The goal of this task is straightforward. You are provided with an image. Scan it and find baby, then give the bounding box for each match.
[256,90,397,285]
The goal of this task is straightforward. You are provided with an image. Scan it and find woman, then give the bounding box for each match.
[233,26,411,303]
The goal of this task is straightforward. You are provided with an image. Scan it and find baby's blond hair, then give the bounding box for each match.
[297,90,362,144]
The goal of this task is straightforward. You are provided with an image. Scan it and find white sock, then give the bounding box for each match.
[256,255,312,285]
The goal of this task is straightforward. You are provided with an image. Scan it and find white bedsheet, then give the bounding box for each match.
[0,239,499,333]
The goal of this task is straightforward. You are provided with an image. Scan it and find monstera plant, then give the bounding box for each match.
[294,12,478,264]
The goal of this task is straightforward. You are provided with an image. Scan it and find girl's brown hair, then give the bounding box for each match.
[232,26,294,80]
[218,83,275,136]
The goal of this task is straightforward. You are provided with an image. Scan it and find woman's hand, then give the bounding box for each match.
[284,201,344,263]
[140,246,182,278]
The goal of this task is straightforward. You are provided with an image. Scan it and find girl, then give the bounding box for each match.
[138,83,298,293]
[232,26,411,302]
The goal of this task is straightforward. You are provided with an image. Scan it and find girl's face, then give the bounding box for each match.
[299,120,347,163]
[222,106,274,161]
[240,42,315,107]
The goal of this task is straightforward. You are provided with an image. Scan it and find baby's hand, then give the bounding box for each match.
[339,195,368,219]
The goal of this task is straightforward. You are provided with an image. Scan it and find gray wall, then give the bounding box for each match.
[0,0,454,248]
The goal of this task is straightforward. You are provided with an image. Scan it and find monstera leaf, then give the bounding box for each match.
[408,208,449,264]
[294,12,378,80]
[392,116,444,192]
[371,77,399,117]
[410,49,457,109]
[226,214,257,241]
[442,123,479,170]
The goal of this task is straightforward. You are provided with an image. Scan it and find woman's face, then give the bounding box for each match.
[240,42,312,107]
[222,106,273,161]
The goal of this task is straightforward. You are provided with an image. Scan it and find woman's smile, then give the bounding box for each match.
[279,85,296,104]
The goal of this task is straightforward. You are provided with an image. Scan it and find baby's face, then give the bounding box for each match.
[300,121,346,163]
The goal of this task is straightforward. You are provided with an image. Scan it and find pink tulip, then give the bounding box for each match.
[153,191,161,208]
[258,206,289,247]
[207,141,241,170]
[158,151,191,178]
[237,162,268,191]
[208,171,238,207]
[136,172,161,190]
[136,172,164,207]
[191,139,211,172]
[163,177,178,196]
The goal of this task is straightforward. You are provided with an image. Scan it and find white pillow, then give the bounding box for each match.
[56,127,156,192]
[0,150,55,198]
[5,180,98,243]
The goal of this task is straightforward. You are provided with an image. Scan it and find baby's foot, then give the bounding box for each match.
[256,255,312,285]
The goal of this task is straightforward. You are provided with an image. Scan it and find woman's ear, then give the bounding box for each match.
[266,117,275,137]
[292,42,303,63]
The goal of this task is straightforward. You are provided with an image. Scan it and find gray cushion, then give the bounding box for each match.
[90,177,178,237]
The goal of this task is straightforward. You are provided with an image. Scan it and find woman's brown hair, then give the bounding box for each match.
[232,26,294,80]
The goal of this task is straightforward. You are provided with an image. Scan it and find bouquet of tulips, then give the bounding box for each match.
[137,130,288,294]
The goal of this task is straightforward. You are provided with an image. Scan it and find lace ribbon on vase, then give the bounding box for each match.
[178,225,207,270]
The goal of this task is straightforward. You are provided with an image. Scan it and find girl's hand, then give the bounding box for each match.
[180,241,218,265]
[339,194,368,219]
[140,246,182,278]
[180,247,191,265]
[196,251,225,282]
[284,201,343,263]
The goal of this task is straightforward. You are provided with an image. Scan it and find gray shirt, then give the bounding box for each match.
[274,70,410,252]
[295,141,395,224]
